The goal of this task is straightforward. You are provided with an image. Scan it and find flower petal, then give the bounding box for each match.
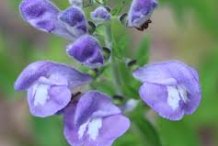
[14,61,92,90]
[66,35,104,68]
[128,0,158,27]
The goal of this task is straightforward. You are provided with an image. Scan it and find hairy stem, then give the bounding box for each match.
[103,23,122,95]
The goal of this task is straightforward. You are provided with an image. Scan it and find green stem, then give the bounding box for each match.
[103,23,122,95]
[103,23,113,49]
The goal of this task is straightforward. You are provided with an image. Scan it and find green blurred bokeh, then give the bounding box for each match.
[0,0,218,146]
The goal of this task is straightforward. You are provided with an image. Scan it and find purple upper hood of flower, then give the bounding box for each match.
[14,61,92,117]
[91,6,111,24]
[58,6,88,38]
[20,0,87,40]
[69,0,83,8]
[64,91,130,146]
[133,61,201,120]
[66,35,104,68]
[128,0,158,28]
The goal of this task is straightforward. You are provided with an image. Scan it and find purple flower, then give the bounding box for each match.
[19,0,87,40]
[69,0,83,8]
[14,61,91,117]
[66,35,104,68]
[58,6,88,38]
[133,61,201,120]
[128,0,158,28]
[91,6,111,24]
[64,91,130,146]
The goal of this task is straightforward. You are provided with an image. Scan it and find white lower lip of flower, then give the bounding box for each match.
[78,120,89,139]
[167,85,188,110]
[33,83,49,106]
[87,118,102,140]
[178,85,189,103]
[78,118,102,140]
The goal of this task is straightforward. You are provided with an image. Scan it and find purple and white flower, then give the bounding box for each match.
[91,6,111,24]
[64,91,130,146]
[58,6,88,39]
[19,0,87,40]
[128,0,158,28]
[14,61,91,117]
[66,35,104,68]
[133,61,201,120]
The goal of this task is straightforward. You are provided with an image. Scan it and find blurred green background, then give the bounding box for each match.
[0,0,218,146]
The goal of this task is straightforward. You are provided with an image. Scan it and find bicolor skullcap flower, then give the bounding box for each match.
[91,6,111,24]
[133,61,201,120]
[128,0,158,28]
[66,35,104,68]
[69,0,83,8]
[19,0,87,40]
[58,6,88,38]
[14,61,92,117]
[64,91,130,146]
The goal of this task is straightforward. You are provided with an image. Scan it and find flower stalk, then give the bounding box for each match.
[103,22,123,95]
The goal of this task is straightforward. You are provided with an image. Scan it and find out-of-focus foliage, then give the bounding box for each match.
[32,116,68,146]
[161,0,218,37]
[0,0,218,146]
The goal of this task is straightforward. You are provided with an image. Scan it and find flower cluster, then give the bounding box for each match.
[15,0,202,146]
